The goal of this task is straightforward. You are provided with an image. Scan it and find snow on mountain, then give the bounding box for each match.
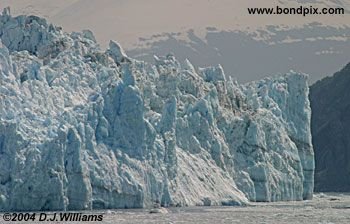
[0,9,314,211]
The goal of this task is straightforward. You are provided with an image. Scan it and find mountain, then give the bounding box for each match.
[311,62,350,192]
[0,10,314,211]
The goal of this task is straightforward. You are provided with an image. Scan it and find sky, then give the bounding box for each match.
[1,0,349,83]
[2,0,349,48]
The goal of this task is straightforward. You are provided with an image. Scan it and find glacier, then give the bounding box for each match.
[0,8,314,211]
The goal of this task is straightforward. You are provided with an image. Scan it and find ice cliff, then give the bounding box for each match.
[0,8,314,211]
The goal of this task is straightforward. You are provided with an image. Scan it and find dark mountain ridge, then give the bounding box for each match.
[311,62,350,192]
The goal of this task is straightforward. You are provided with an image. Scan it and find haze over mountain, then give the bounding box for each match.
[2,0,349,83]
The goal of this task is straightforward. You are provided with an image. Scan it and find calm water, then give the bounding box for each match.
[2,193,350,224]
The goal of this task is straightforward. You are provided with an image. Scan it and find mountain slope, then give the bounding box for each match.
[311,62,350,192]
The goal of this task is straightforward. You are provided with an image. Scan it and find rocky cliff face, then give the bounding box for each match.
[0,9,314,211]
[311,62,350,192]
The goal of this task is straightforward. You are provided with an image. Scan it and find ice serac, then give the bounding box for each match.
[0,10,314,211]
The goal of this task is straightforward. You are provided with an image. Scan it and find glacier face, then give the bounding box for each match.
[0,9,314,211]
